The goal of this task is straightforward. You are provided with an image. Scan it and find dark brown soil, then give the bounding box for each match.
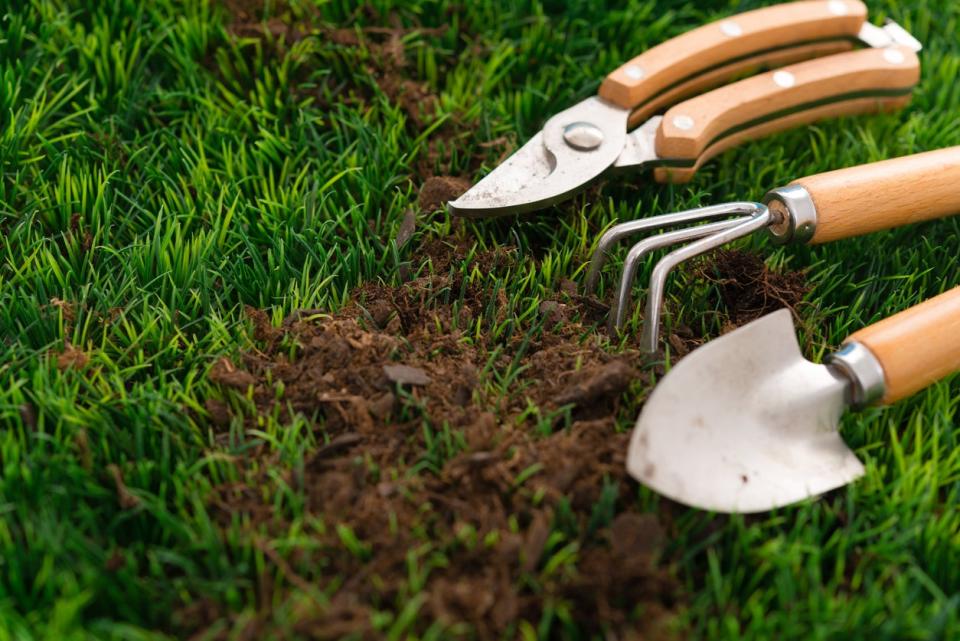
[418,176,472,211]
[692,249,808,328]
[55,342,89,371]
[192,240,682,639]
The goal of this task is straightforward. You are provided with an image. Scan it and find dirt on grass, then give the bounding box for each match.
[192,239,681,639]
[418,176,472,212]
[692,248,808,329]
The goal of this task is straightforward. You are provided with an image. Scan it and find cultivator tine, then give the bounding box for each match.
[639,209,773,354]
[609,219,751,329]
[585,202,771,348]
[585,203,767,295]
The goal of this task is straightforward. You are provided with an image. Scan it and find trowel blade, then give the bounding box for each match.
[627,309,865,513]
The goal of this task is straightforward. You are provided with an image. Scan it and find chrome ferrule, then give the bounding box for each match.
[827,341,887,408]
[762,184,818,245]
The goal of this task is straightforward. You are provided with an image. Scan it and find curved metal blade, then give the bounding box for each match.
[627,309,864,514]
[448,97,631,218]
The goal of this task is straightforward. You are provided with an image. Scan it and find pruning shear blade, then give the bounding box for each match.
[448,98,630,217]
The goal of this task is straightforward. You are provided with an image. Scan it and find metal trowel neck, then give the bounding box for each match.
[826,342,887,408]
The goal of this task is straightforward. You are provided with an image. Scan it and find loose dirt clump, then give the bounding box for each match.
[693,249,808,327]
[191,241,683,639]
[55,342,90,371]
[220,0,301,42]
[418,176,472,212]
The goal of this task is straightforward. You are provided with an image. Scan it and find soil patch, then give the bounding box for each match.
[190,240,682,639]
[692,248,808,328]
[419,176,472,212]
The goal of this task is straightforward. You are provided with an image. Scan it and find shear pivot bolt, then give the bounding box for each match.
[827,0,848,15]
[720,21,742,37]
[625,65,645,80]
[773,71,796,88]
[563,122,604,150]
[672,115,694,131]
[884,48,905,64]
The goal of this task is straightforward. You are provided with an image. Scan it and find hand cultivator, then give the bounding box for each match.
[587,147,960,352]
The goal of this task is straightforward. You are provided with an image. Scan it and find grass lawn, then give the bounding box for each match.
[2,0,960,638]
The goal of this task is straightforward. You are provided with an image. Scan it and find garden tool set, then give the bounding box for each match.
[446,1,960,513]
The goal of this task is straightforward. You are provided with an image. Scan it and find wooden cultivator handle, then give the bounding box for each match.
[651,46,920,183]
[792,146,960,243]
[600,0,867,120]
[848,287,960,404]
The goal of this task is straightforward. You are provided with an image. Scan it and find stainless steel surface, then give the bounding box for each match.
[611,116,662,170]
[585,201,766,330]
[562,122,604,150]
[639,208,772,354]
[584,201,760,294]
[627,309,864,513]
[858,20,923,53]
[827,341,887,407]
[612,218,751,329]
[763,185,818,244]
[448,97,629,217]
[881,20,923,52]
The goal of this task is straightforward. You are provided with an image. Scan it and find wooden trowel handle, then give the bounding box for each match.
[848,287,960,404]
[794,147,960,243]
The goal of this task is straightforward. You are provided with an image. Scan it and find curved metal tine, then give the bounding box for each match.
[585,202,767,295]
[639,207,774,354]
[611,217,751,330]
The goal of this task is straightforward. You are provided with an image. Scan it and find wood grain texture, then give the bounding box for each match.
[650,46,919,182]
[600,0,867,110]
[793,147,960,243]
[848,287,960,404]
[652,94,911,183]
[626,40,854,129]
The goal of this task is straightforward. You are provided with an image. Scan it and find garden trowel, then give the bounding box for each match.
[627,287,960,513]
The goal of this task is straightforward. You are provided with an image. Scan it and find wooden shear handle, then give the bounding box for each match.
[848,287,960,404]
[601,0,868,119]
[651,46,920,183]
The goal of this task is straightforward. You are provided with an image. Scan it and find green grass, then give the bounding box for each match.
[2,0,960,638]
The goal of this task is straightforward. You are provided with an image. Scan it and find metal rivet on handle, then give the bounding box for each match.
[563,122,605,150]
[884,48,906,64]
[625,65,645,80]
[672,115,695,131]
[827,0,848,15]
[773,71,796,88]
[720,21,742,37]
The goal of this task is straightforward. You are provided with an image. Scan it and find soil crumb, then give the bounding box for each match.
[693,249,808,327]
[419,176,471,211]
[56,343,89,371]
[193,241,682,639]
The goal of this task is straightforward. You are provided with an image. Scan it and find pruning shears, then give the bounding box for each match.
[448,0,922,218]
